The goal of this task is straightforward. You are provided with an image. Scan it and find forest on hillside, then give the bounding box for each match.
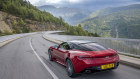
[81,4,140,39]
[0,0,65,25]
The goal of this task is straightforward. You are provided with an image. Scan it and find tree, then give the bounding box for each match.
[22,27,30,33]
[20,19,25,26]
[64,23,99,37]
[0,0,67,27]
[13,20,18,26]
[59,16,64,25]
[0,30,2,35]
[4,30,12,35]
[65,23,70,32]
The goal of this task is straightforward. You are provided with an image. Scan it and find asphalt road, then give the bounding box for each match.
[0,33,140,79]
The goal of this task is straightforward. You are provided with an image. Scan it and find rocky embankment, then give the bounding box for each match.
[0,11,65,34]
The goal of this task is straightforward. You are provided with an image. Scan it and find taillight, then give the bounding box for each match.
[112,54,118,57]
[78,56,94,59]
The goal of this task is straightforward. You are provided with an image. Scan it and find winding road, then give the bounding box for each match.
[0,33,140,79]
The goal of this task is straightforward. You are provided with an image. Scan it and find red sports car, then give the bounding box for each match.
[48,40,119,77]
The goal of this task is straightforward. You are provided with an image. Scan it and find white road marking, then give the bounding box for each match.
[29,38,59,79]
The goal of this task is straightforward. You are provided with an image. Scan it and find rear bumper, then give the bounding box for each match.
[72,56,119,73]
[85,62,119,70]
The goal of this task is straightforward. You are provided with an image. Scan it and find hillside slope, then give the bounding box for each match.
[0,0,65,35]
[0,11,64,34]
[81,4,140,39]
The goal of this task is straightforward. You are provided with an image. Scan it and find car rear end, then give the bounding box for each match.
[68,42,119,73]
[71,49,119,73]
[83,53,119,71]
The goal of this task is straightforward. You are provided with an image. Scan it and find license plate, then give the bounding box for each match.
[101,63,114,69]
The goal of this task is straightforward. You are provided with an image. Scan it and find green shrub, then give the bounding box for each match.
[3,30,12,35]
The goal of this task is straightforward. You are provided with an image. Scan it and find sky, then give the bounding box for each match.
[27,0,140,11]
[27,0,81,5]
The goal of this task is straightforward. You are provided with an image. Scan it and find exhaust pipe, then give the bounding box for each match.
[85,70,91,73]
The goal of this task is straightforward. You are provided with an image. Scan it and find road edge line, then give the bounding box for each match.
[29,38,59,79]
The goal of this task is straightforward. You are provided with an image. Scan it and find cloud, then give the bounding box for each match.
[69,0,80,3]
[27,0,39,4]
[27,0,81,6]
[27,0,140,5]
[46,0,62,4]
[67,0,140,10]
[27,0,140,11]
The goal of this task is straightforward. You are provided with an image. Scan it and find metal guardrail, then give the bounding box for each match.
[45,31,140,56]
[79,37,140,56]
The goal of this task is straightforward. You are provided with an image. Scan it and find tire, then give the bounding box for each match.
[66,59,76,77]
[48,50,53,61]
[113,62,119,69]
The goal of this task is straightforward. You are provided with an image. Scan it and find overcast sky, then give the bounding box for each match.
[27,0,140,10]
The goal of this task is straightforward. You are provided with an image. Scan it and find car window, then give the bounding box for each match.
[59,43,64,49]
[71,43,107,51]
[64,43,70,50]
[59,42,70,50]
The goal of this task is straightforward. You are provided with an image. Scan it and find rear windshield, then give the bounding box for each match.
[71,43,107,51]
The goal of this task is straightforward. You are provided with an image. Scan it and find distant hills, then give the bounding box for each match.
[37,5,91,25]
[81,4,140,39]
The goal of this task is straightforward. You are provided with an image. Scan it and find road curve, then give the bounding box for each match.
[0,33,140,79]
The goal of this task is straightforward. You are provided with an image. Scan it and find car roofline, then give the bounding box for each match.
[67,40,97,44]
[77,42,97,45]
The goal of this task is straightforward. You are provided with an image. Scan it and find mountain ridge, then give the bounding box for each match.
[81,4,140,39]
[37,5,91,25]
[88,4,140,19]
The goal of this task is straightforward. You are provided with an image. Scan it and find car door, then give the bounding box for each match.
[54,43,65,62]
[57,42,70,63]
[51,45,59,60]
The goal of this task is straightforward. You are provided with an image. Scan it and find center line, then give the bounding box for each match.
[29,38,59,79]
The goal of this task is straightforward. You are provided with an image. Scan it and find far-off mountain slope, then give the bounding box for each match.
[81,4,140,39]
[37,5,91,25]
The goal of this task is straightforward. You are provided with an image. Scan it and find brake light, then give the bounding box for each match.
[78,56,94,59]
[112,54,118,57]
[78,54,118,59]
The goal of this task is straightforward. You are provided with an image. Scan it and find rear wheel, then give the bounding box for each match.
[66,59,76,77]
[48,50,53,61]
[113,62,119,69]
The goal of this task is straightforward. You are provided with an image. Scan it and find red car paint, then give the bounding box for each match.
[49,42,119,73]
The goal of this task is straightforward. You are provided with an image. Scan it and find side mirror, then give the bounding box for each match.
[54,45,58,49]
